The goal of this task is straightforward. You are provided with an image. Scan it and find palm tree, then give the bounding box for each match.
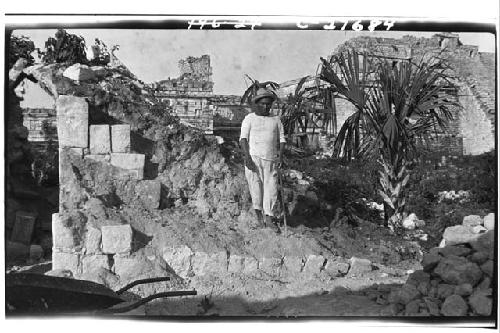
[280,76,311,145]
[321,48,460,231]
[320,50,375,160]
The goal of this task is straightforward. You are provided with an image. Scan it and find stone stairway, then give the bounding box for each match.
[465,53,496,127]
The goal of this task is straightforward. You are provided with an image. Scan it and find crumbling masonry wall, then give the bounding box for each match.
[332,34,496,156]
[53,95,151,279]
[458,84,495,155]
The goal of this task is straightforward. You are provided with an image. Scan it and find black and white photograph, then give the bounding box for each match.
[2,1,498,328]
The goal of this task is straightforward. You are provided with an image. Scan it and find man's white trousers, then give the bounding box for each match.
[244,155,278,217]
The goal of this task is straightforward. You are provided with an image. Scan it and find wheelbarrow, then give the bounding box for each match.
[5,272,197,315]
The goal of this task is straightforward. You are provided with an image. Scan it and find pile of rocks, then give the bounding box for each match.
[383,213,495,316]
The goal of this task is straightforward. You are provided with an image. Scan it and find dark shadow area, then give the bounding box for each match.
[286,195,330,228]
[159,184,175,210]
[88,104,121,125]
[97,193,123,209]
[144,160,159,179]
[130,131,154,156]
[4,280,496,324]
[131,228,153,252]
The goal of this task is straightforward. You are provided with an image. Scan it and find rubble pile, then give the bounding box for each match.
[382,213,495,316]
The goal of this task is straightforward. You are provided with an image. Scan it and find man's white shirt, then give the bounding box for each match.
[240,112,286,161]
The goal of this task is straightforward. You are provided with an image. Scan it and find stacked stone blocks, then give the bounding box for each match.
[161,246,354,279]
[53,95,147,275]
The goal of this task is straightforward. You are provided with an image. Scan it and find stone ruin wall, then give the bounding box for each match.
[151,55,215,133]
[458,84,496,155]
[53,95,148,276]
[178,55,212,81]
[333,34,496,156]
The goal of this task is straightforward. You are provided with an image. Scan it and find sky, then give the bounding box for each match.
[13,29,496,95]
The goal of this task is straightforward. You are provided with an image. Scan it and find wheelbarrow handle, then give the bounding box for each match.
[97,290,198,314]
[115,277,171,295]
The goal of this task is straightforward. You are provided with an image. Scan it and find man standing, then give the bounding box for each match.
[240,88,286,232]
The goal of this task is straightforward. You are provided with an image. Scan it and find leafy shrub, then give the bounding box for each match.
[42,29,88,65]
[9,34,35,68]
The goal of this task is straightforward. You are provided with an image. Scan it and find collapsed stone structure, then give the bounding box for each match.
[149,55,250,134]
[383,214,495,316]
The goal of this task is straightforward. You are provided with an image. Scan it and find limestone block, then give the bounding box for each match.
[404,299,420,315]
[135,180,161,210]
[110,153,145,180]
[324,260,350,276]
[85,225,102,254]
[111,124,131,153]
[113,255,156,282]
[442,225,481,246]
[90,125,111,154]
[52,251,80,274]
[434,255,482,285]
[84,154,110,163]
[421,253,442,272]
[242,257,258,274]
[101,224,133,254]
[259,257,281,276]
[82,254,111,273]
[347,257,372,276]
[437,284,455,299]
[228,255,245,273]
[191,252,209,276]
[454,283,473,296]
[205,251,228,274]
[441,295,468,316]
[483,213,495,230]
[282,256,304,273]
[10,211,37,245]
[52,213,76,250]
[303,255,325,275]
[462,215,483,227]
[468,290,492,316]
[56,96,88,148]
[45,269,73,278]
[63,63,97,82]
[477,277,491,290]
[162,246,193,278]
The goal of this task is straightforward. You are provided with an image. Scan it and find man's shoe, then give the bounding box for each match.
[264,215,281,234]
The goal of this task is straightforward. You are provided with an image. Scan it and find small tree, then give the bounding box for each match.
[9,34,35,68]
[321,49,460,231]
[42,29,88,65]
